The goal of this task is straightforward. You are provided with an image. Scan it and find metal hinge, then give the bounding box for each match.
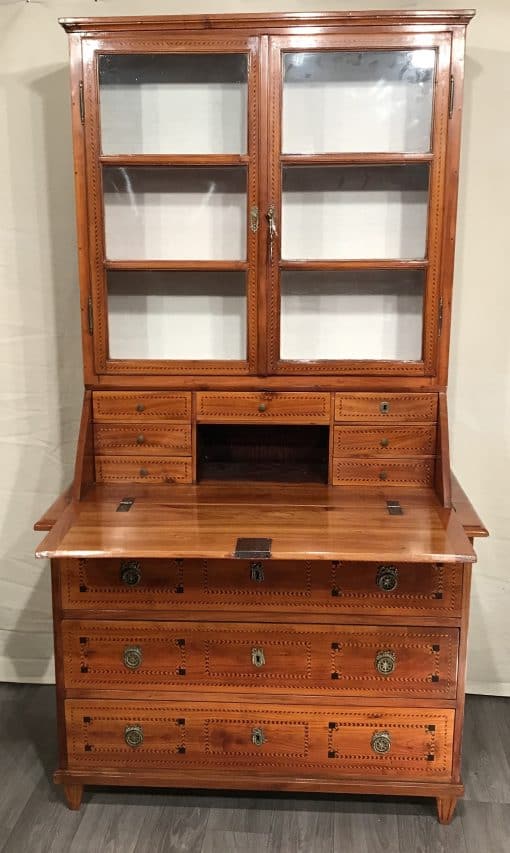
[250,205,259,233]
[79,81,85,124]
[448,75,455,118]
[87,296,94,335]
[438,297,444,336]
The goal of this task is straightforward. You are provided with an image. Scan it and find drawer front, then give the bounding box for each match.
[333,425,436,458]
[93,392,191,422]
[94,423,192,456]
[66,699,454,781]
[95,456,193,484]
[196,392,330,423]
[60,559,463,617]
[332,459,434,487]
[62,621,459,699]
[335,393,437,423]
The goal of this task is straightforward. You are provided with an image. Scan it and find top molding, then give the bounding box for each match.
[59,10,476,33]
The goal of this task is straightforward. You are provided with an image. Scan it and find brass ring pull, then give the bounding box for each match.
[251,647,266,668]
[251,727,266,747]
[120,560,142,586]
[376,565,398,592]
[123,645,142,670]
[375,649,396,676]
[125,724,144,748]
[371,730,391,754]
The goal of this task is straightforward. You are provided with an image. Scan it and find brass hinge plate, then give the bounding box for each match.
[116,497,135,512]
[448,75,455,118]
[387,500,403,516]
[79,81,85,124]
[438,297,444,336]
[87,296,94,335]
[235,537,272,559]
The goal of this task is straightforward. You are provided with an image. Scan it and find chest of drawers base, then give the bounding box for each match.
[50,556,472,824]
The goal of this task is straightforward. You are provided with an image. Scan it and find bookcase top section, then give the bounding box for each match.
[59,10,476,34]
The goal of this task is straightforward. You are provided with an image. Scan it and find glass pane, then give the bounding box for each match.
[283,50,435,153]
[280,270,424,361]
[282,165,429,260]
[107,271,246,360]
[99,53,248,155]
[103,167,246,260]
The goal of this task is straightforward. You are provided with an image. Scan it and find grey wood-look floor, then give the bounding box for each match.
[0,686,509,853]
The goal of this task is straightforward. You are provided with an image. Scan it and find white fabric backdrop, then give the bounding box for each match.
[0,0,508,693]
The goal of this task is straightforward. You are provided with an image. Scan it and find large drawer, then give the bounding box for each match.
[335,393,437,423]
[65,699,454,781]
[333,425,436,458]
[332,459,434,487]
[60,559,463,618]
[93,392,192,422]
[62,620,458,699]
[196,392,330,423]
[95,456,193,484]
[94,423,192,456]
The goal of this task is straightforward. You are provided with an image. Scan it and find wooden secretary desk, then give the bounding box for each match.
[34,10,488,823]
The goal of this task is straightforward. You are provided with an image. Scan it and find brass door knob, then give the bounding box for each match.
[375,650,396,676]
[136,403,145,412]
[371,731,391,754]
[120,560,142,586]
[251,727,266,746]
[258,403,267,412]
[379,470,388,481]
[376,565,398,592]
[123,646,143,670]
[136,434,145,445]
[125,724,144,748]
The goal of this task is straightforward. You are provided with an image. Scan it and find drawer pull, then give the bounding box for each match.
[124,724,144,748]
[251,727,266,747]
[251,647,266,668]
[136,403,145,413]
[258,403,267,413]
[250,562,265,583]
[371,731,391,754]
[379,470,388,481]
[123,646,142,670]
[136,434,145,445]
[139,468,149,478]
[376,565,398,592]
[120,560,142,587]
[380,437,390,447]
[380,401,390,414]
[375,650,396,676]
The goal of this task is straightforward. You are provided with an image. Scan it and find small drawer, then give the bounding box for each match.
[333,425,436,458]
[93,392,191,422]
[65,699,454,781]
[196,392,330,423]
[335,393,437,423]
[332,459,434,487]
[95,456,192,484]
[60,559,463,618]
[94,423,192,456]
[62,620,459,699]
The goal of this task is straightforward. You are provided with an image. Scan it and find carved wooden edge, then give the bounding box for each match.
[434,392,452,508]
[58,11,476,33]
[34,486,73,532]
[451,475,489,539]
[72,391,95,501]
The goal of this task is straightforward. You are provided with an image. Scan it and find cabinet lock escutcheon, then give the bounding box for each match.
[250,562,265,582]
[123,645,143,670]
[379,401,390,414]
[251,727,266,747]
[375,649,396,676]
[371,731,391,754]
[251,647,266,668]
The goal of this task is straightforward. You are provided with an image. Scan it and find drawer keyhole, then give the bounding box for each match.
[250,562,265,583]
[251,727,266,747]
[380,401,390,414]
[251,647,266,668]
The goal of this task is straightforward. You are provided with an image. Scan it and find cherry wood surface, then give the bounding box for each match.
[36,484,475,563]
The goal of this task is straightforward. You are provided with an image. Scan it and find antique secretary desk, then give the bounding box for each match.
[35,10,488,823]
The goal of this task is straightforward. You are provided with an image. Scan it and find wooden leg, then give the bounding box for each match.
[63,783,84,810]
[436,796,457,824]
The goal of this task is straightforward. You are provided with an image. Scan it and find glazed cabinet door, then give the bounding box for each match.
[81,35,260,375]
[265,33,452,376]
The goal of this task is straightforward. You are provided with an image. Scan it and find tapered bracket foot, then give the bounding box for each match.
[436,796,457,824]
[64,783,84,810]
